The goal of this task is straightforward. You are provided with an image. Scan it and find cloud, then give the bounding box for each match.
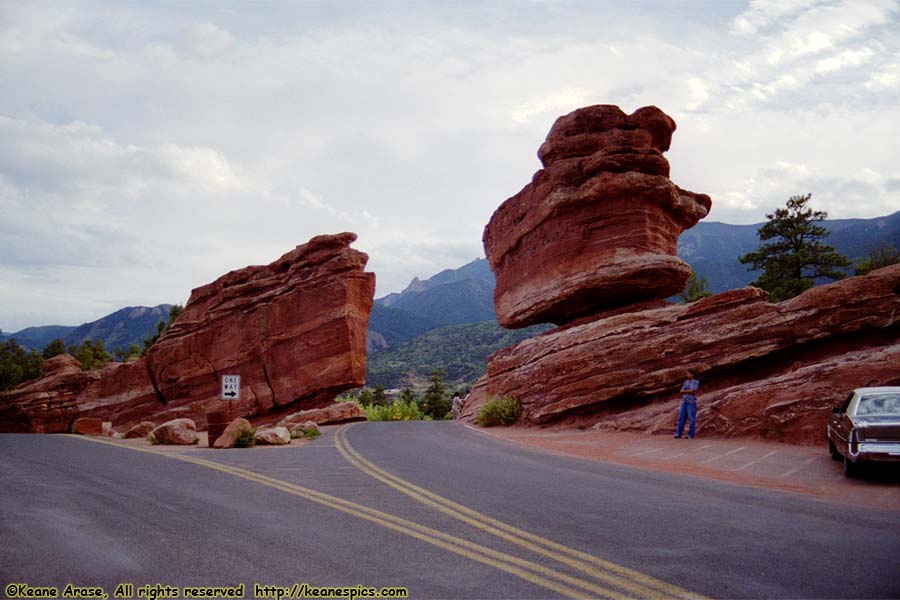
[1,1,900,331]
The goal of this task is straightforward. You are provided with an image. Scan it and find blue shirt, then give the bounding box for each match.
[681,378,699,404]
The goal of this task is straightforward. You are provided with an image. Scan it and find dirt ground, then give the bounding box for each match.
[470,425,900,511]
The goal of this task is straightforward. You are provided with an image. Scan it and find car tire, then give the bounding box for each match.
[843,455,862,478]
[828,439,842,461]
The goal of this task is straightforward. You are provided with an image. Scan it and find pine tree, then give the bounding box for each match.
[678,271,713,303]
[421,369,450,419]
[739,194,850,301]
[42,338,67,359]
[0,339,43,390]
[372,384,388,407]
[855,241,900,275]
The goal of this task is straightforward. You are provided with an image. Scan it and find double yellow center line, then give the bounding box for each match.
[335,424,706,600]
[74,429,706,599]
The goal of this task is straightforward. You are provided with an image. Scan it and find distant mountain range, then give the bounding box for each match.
[4,210,896,386]
[1,305,172,353]
[365,210,900,387]
[679,210,900,292]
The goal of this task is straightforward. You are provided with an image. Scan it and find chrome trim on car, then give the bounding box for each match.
[857,442,900,462]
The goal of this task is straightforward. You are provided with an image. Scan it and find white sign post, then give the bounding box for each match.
[222,375,241,401]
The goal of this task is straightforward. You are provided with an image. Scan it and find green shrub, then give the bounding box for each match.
[290,428,321,439]
[362,399,425,421]
[234,428,256,448]
[476,396,521,427]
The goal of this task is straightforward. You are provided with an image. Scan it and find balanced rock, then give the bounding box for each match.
[149,418,199,445]
[463,264,900,444]
[255,426,291,446]
[484,104,710,328]
[0,233,375,433]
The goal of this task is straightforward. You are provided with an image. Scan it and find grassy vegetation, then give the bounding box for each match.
[290,427,321,439]
[361,399,425,421]
[476,396,521,427]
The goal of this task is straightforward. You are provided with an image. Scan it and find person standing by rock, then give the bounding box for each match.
[675,370,700,439]
[452,392,463,420]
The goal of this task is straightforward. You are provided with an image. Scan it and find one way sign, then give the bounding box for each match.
[221,375,241,400]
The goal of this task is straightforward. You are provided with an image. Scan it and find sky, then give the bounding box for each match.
[2,0,900,332]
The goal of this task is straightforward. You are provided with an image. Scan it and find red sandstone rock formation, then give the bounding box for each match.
[467,103,900,446]
[462,265,900,445]
[485,105,711,328]
[0,233,374,433]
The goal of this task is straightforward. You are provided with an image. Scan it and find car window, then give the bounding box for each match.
[856,393,900,416]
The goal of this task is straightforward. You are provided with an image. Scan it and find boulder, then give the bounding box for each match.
[72,417,103,436]
[0,233,375,433]
[463,265,900,445]
[278,402,366,429]
[254,426,291,446]
[149,418,199,445]
[122,421,156,439]
[289,420,320,437]
[484,104,710,328]
[213,418,255,449]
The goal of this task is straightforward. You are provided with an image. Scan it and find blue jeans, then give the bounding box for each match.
[676,400,697,438]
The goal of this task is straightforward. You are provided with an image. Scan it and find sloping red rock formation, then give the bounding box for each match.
[0,233,374,433]
[485,105,711,328]
[462,265,900,444]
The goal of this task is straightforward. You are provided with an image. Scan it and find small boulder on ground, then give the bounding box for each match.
[254,426,291,446]
[72,417,103,436]
[122,421,156,439]
[289,420,320,438]
[213,418,255,449]
[149,418,199,445]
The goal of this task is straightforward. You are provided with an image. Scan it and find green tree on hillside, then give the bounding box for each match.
[42,338,67,359]
[0,339,43,391]
[739,194,850,301]
[69,340,111,371]
[678,271,713,303]
[420,369,451,419]
[114,344,142,363]
[357,388,374,405]
[372,384,388,407]
[142,304,185,354]
[398,387,417,404]
[854,241,900,275]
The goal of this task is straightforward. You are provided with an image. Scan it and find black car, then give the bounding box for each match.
[827,387,900,477]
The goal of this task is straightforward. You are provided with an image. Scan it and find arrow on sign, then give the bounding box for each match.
[224,391,237,398]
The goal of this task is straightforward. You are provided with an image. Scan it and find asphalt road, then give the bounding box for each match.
[1,422,899,599]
